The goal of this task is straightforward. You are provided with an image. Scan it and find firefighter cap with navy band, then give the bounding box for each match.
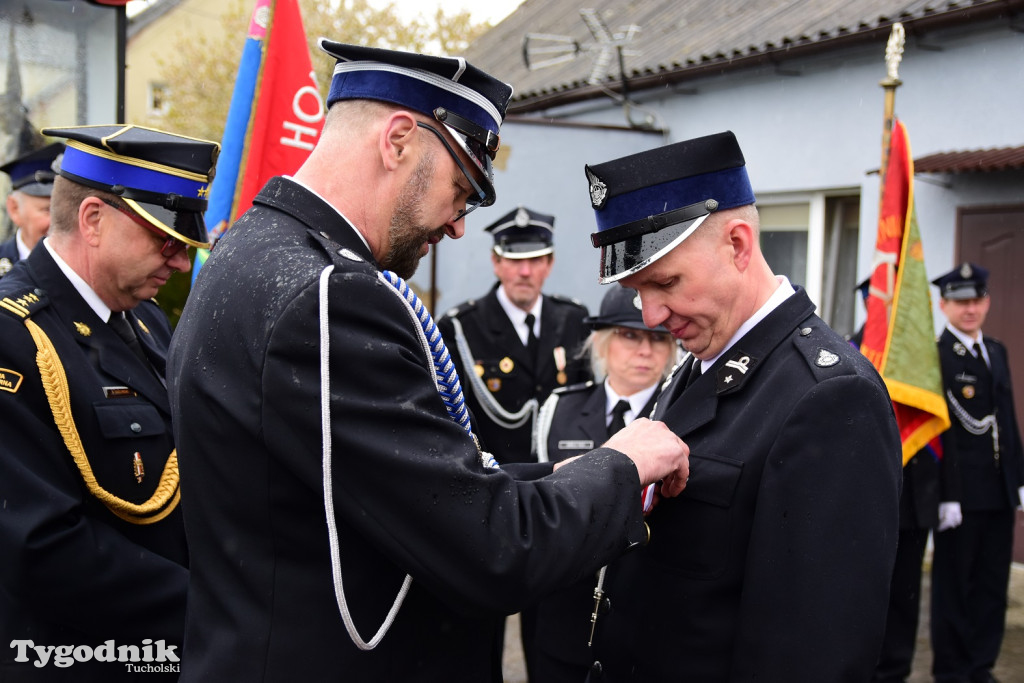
[41,124,220,249]
[319,41,513,213]
[585,131,756,284]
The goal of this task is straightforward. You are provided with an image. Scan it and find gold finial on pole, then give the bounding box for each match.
[879,23,905,187]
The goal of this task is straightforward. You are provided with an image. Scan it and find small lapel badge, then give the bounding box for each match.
[74,321,92,337]
[0,258,12,275]
[815,349,840,367]
[962,385,976,399]
[953,341,967,357]
[338,248,364,262]
[136,318,150,335]
[487,377,502,392]
[132,452,145,484]
[474,363,485,377]
[499,357,514,374]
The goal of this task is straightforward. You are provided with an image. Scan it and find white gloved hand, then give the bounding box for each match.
[1018,486,1024,510]
[938,502,963,532]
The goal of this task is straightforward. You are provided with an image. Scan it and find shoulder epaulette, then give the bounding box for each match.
[0,288,49,320]
[442,299,478,320]
[307,229,377,277]
[552,380,594,396]
[549,293,588,310]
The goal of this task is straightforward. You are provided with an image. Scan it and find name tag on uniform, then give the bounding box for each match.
[558,440,594,450]
[103,386,137,398]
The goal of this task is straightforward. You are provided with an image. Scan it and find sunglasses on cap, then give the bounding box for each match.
[100,197,190,258]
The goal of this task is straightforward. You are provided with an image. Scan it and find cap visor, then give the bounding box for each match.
[598,214,708,284]
[124,198,210,249]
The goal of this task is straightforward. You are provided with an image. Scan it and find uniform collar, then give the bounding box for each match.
[42,237,112,322]
[604,379,659,422]
[698,275,795,372]
[496,283,542,344]
[15,230,31,261]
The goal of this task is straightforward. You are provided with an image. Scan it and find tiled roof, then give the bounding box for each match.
[915,145,1024,173]
[466,0,1024,113]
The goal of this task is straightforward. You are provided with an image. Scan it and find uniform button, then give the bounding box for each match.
[130,422,142,433]
[800,327,812,336]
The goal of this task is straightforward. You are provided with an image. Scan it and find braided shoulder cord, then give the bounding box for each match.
[380,271,498,470]
[24,318,180,525]
[448,316,538,430]
[946,389,1000,455]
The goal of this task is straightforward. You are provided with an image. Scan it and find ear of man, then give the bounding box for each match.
[380,111,421,172]
[77,196,107,248]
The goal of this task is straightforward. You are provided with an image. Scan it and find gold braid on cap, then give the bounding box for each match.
[25,318,180,524]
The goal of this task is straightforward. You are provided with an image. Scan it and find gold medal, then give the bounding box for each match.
[74,322,92,337]
[499,357,514,374]
[557,371,567,385]
[487,378,502,392]
[554,346,567,385]
[474,363,485,377]
[962,385,975,399]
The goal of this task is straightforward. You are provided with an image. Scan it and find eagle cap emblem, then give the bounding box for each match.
[514,207,530,227]
[586,166,608,210]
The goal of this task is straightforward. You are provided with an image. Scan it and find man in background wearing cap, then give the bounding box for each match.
[0,124,218,680]
[438,205,591,466]
[929,262,1023,683]
[529,285,679,683]
[583,131,902,681]
[167,42,688,681]
[0,142,63,276]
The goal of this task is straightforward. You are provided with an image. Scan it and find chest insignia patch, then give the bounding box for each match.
[74,322,92,337]
[816,349,840,367]
[0,368,24,393]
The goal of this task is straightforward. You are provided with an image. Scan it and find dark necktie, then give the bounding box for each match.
[608,399,631,436]
[684,357,702,389]
[524,313,539,364]
[109,312,150,367]
[973,342,991,376]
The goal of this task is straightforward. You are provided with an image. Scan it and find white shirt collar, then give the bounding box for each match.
[43,237,112,322]
[15,230,31,261]
[496,284,542,345]
[698,275,796,373]
[604,379,659,425]
[946,323,988,363]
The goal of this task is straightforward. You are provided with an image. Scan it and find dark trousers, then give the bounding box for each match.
[931,509,1015,683]
[872,527,930,682]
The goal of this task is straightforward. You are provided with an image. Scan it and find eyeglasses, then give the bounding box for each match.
[415,122,488,221]
[612,327,673,348]
[100,198,189,258]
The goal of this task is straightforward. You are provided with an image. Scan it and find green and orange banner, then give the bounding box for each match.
[860,118,949,465]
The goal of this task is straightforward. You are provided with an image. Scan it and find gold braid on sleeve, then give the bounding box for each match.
[25,318,180,525]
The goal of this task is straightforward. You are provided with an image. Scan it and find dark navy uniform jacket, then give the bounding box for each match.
[593,289,902,682]
[168,177,649,682]
[937,329,1024,510]
[0,246,187,681]
[437,285,590,464]
[531,382,658,676]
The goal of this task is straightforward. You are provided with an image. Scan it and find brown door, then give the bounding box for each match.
[957,204,1024,560]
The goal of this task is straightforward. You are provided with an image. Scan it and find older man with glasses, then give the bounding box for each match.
[0,124,218,681]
